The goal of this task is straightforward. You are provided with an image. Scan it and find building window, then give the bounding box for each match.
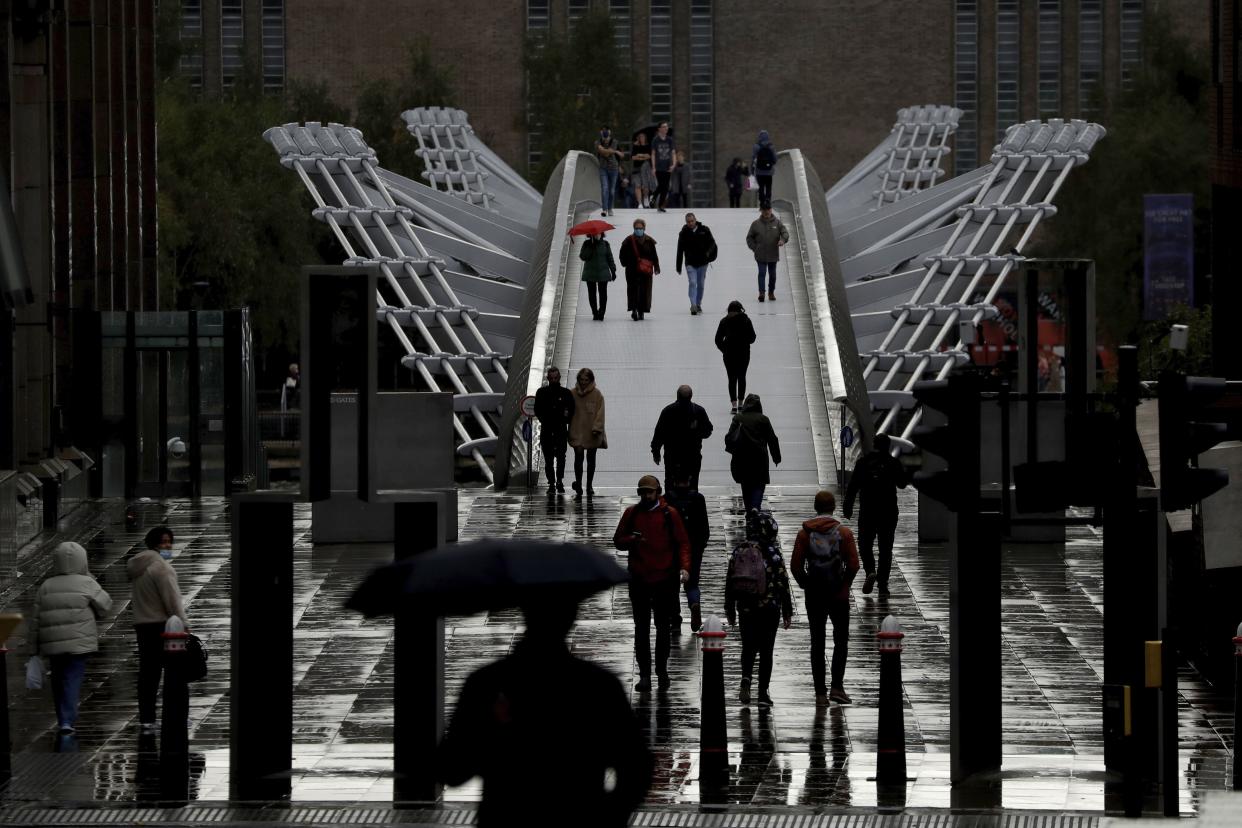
[261,0,284,92]
[954,1,979,174]
[1037,0,1060,118]
[220,0,244,89]
[689,0,712,208]
[1079,0,1103,117]
[526,0,550,173]
[610,0,631,57]
[649,0,673,123]
[1120,0,1143,91]
[180,0,203,89]
[995,0,1020,140]
[568,0,589,31]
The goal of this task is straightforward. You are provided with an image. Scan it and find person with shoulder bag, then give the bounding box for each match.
[128,526,190,732]
[725,509,793,707]
[618,218,660,321]
[28,542,113,734]
[790,491,859,706]
[724,393,781,510]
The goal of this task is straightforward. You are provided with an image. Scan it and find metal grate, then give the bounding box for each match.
[261,0,285,92]
[526,0,550,173]
[610,0,631,56]
[219,0,244,89]
[995,0,1021,140]
[1037,0,1061,117]
[689,0,713,207]
[568,0,589,30]
[954,0,980,174]
[179,0,203,88]
[649,0,673,123]
[1078,0,1104,117]
[1120,0,1143,91]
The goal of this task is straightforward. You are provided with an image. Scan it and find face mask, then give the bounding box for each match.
[633,228,645,237]
[159,549,174,560]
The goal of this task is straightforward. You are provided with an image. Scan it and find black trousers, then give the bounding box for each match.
[664,452,702,491]
[135,622,167,724]
[804,591,850,693]
[654,170,671,207]
[757,175,773,203]
[573,447,597,487]
[540,433,566,485]
[858,511,898,586]
[724,352,750,403]
[728,191,742,208]
[586,281,608,317]
[629,578,679,677]
[739,603,780,690]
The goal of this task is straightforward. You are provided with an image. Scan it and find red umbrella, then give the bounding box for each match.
[568,219,615,237]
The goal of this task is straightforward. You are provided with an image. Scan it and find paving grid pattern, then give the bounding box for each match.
[0,491,1235,813]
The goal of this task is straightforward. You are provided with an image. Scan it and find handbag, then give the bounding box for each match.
[745,174,757,191]
[25,655,44,690]
[183,633,208,682]
[630,236,655,276]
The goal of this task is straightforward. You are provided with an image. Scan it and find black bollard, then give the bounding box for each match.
[1234,622,1241,791]
[160,617,190,802]
[698,615,728,793]
[0,646,10,785]
[876,614,907,786]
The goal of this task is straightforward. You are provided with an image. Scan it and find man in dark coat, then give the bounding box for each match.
[438,600,652,827]
[675,213,717,315]
[664,471,710,633]
[651,385,714,491]
[843,432,908,597]
[725,393,781,511]
[533,366,575,494]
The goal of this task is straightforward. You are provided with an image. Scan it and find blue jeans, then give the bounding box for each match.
[686,265,708,306]
[599,167,618,212]
[742,483,766,511]
[684,546,705,606]
[756,261,777,293]
[50,653,89,729]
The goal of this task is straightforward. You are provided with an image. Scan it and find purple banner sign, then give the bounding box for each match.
[1143,193,1194,320]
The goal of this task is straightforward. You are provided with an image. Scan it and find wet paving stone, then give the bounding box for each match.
[0,489,1235,814]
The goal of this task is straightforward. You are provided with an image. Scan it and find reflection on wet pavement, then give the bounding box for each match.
[0,489,1234,812]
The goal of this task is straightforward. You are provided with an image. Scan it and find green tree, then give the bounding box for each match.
[1030,6,1210,368]
[352,40,458,180]
[522,12,647,189]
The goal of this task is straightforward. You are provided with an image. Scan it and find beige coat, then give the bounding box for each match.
[127,550,188,626]
[568,382,607,450]
[30,542,113,656]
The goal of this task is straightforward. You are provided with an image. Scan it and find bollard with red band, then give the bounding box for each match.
[876,614,907,786]
[698,615,729,793]
[1234,622,1241,791]
[160,616,190,801]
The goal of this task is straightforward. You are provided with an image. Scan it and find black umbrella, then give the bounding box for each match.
[346,537,629,618]
[631,124,674,146]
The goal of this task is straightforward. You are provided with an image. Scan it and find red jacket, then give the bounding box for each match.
[613,498,692,584]
[790,515,860,600]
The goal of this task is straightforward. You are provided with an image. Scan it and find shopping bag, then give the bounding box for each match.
[745,174,757,191]
[25,655,44,690]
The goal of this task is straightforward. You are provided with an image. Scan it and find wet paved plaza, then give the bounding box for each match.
[0,489,1235,816]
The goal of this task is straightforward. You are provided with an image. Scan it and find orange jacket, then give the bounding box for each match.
[790,515,860,600]
[613,498,692,584]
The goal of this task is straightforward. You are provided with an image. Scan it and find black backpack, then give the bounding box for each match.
[805,526,846,591]
[755,145,776,172]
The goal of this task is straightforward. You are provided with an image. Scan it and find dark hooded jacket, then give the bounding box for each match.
[714,310,756,359]
[534,382,575,439]
[726,395,781,485]
[791,515,860,601]
[651,397,714,463]
[844,448,908,520]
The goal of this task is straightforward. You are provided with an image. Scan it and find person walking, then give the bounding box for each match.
[578,232,617,321]
[650,384,714,491]
[791,490,859,705]
[664,472,709,633]
[595,126,626,216]
[725,158,748,208]
[650,122,676,212]
[613,476,691,693]
[751,129,777,204]
[534,366,575,494]
[725,393,781,511]
[746,202,789,303]
[618,218,659,321]
[630,132,652,207]
[567,368,607,498]
[714,300,757,412]
[675,212,717,315]
[668,150,691,209]
[129,526,189,732]
[725,510,793,707]
[28,542,113,734]
[438,600,652,827]
[843,432,908,597]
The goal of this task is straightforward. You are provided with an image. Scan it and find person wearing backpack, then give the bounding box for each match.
[28,542,113,734]
[664,471,710,634]
[129,526,190,732]
[843,433,908,597]
[745,202,788,303]
[725,393,781,510]
[791,491,860,706]
[725,509,793,707]
[751,130,777,204]
[613,475,691,694]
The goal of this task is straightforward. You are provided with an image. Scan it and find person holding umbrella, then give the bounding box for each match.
[613,475,691,693]
[576,224,617,321]
[618,218,659,321]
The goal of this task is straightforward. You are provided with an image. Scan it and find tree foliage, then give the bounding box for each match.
[1030,6,1210,366]
[522,12,647,189]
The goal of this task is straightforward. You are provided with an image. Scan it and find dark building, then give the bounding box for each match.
[1,1,159,469]
[1211,0,1241,377]
[175,0,287,94]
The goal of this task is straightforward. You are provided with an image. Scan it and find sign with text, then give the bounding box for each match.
[1143,193,1194,320]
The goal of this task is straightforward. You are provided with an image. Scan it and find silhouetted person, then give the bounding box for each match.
[725,509,792,707]
[130,526,189,732]
[715,300,756,412]
[725,393,781,510]
[664,471,709,633]
[534,366,575,494]
[650,385,714,491]
[843,433,908,597]
[438,600,652,827]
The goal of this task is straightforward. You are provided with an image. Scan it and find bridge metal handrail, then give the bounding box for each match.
[494,151,601,487]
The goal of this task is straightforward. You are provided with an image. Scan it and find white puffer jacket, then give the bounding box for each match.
[30,542,112,656]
